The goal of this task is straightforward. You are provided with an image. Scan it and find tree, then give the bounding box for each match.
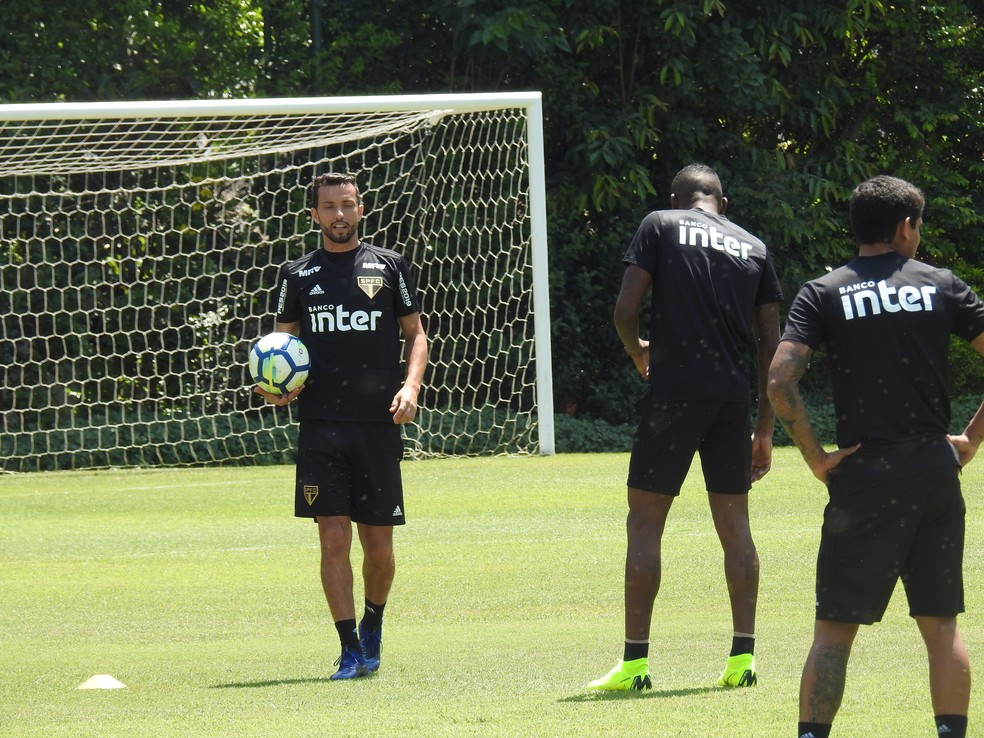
[0,0,264,102]
[2,0,981,422]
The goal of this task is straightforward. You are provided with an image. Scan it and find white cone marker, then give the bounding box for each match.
[78,674,126,690]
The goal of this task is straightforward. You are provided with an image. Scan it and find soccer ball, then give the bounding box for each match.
[248,332,310,395]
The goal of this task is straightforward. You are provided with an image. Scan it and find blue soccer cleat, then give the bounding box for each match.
[360,626,382,672]
[330,644,369,680]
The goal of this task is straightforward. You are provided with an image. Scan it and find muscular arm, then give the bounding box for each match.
[390,313,428,424]
[767,340,858,483]
[750,302,780,482]
[613,265,652,379]
[947,332,984,466]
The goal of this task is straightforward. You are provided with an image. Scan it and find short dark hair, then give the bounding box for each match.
[309,172,360,208]
[671,163,723,204]
[849,175,924,245]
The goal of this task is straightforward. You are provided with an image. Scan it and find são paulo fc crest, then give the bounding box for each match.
[304,485,319,505]
[358,276,383,299]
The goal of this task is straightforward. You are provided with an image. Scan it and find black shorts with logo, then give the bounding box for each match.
[627,399,751,495]
[295,419,406,525]
[816,464,964,624]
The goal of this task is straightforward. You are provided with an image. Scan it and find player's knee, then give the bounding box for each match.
[360,532,394,564]
[317,516,353,550]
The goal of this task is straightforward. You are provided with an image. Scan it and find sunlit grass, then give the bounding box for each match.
[2,451,982,736]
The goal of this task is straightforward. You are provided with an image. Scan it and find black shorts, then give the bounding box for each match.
[627,399,751,495]
[295,419,406,525]
[816,465,964,624]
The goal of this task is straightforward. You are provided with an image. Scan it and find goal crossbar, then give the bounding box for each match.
[0,92,546,121]
[0,94,546,176]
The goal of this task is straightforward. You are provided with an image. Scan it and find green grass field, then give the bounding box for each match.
[2,450,983,737]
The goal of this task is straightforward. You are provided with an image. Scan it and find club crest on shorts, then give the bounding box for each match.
[303,485,319,505]
[357,276,383,299]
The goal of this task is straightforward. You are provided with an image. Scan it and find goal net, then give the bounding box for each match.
[0,93,554,473]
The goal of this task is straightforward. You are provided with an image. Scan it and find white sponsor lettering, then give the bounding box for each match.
[363,262,385,270]
[839,281,876,294]
[398,273,412,307]
[840,280,937,320]
[308,304,383,332]
[677,223,752,260]
[277,279,288,314]
[299,266,322,276]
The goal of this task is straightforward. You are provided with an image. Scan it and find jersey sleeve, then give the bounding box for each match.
[781,281,826,349]
[273,265,302,323]
[393,255,423,317]
[622,212,660,274]
[949,272,984,341]
[755,251,783,305]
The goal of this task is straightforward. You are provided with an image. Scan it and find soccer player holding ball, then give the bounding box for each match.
[255,172,427,680]
[769,176,984,738]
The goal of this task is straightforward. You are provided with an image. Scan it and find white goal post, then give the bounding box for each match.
[0,92,555,472]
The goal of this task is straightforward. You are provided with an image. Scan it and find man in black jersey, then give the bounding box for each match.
[256,172,428,680]
[768,175,984,738]
[588,164,782,692]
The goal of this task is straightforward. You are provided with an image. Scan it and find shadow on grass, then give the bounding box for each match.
[209,677,336,688]
[559,686,719,702]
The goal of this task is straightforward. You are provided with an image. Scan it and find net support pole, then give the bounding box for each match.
[525,93,555,455]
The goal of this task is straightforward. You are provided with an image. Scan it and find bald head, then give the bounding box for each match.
[671,164,726,213]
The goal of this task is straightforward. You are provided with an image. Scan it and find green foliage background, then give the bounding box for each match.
[2,0,982,441]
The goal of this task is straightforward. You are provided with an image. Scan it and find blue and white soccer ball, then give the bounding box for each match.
[249,332,310,395]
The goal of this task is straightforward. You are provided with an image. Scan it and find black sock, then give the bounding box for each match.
[334,618,360,649]
[935,714,967,738]
[360,598,386,633]
[731,636,755,656]
[623,641,649,662]
[797,722,831,738]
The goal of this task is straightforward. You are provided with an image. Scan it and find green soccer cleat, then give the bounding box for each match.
[587,658,652,692]
[717,653,756,687]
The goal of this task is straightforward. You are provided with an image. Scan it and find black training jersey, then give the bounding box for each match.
[273,241,422,422]
[624,208,782,403]
[783,252,984,450]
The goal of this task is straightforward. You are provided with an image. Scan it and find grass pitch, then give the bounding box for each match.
[2,450,983,737]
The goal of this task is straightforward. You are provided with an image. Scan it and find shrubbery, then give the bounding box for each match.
[4,392,979,472]
[553,394,982,454]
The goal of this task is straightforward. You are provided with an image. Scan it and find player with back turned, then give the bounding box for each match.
[768,175,984,738]
[255,172,428,680]
[588,163,782,692]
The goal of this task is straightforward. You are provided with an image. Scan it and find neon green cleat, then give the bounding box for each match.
[717,653,756,687]
[587,658,652,691]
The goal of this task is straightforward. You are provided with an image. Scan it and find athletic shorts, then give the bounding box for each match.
[294,419,406,525]
[627,399,751,496]
[816,465,964,624]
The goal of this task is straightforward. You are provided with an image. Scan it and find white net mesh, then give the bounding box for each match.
[0,98,546,471]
